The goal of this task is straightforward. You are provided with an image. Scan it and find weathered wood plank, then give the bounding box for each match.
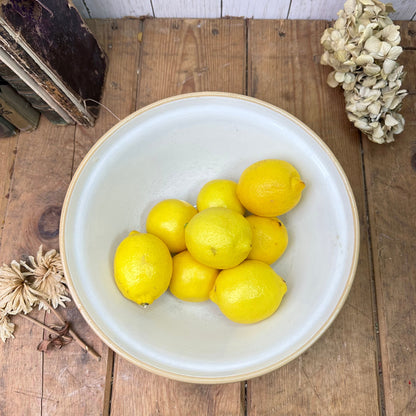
[41,18,143,416]
[398,20,416,48]
[0,116,75,415]
[137,18,246,108]
[0,134,17,244]
[363,22,416,415]
[246,19,380,415]
[110,18,246,416]
[112,360,244,415]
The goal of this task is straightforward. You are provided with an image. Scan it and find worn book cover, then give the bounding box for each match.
[0,82,39,131]
[0,60,68,125]
[0,0,107,126]
[0,113,16,137]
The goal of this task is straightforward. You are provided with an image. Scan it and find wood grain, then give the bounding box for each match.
[0,116,75,414]
[136,18,246,108]
[110,18,246,416]
[0,134,17,245]
[41,19,144,416]
[398,20,416,48]
[362,21,416,415]
[111,362,244,415]
[246,19,380,415]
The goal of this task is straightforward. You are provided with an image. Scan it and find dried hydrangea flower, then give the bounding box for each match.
[320,0,407,144]
[0,310,15,342]
[20,246,70,310]
[0,261,44,315]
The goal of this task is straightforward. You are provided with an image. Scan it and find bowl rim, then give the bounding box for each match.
[59,91,360,384]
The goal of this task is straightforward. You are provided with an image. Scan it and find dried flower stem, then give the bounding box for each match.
[19,313,65,337]
[48,306,101,361]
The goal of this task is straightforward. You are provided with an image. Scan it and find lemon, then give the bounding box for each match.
[246,215,288,264]
[209,260,287,324]
[114,231,172,306]
[146,199,197,253]
[197,179,245,215]
[169,250,219,302]
[185,207,252,269]
[237,159,305,216]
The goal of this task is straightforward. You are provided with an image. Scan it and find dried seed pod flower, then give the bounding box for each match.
[320,0,407,144]
[0,246,69,343]
[0,261,44,315]
[0,248,100,360]
[20,246,70,310]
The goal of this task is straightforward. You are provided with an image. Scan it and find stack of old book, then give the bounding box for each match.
[0,0,107,138]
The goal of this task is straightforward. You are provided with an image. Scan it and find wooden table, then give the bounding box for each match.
[0,18,415,415]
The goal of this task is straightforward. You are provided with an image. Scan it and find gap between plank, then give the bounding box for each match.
[104,18,145,415]
[41,324,44,416]
[135,19,145,111]
[103,350,115,415]
[243,18,248,416]
[359,135,386,416]
[245,19,249,96]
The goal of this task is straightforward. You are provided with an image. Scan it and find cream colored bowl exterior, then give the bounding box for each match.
[60,92,359,384]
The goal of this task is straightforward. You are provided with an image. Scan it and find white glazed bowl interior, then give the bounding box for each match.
[60,92,359,383]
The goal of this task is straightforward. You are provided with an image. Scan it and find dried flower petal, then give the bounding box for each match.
[363,63,381,75]
[21,246,70,310]
[0,261,44,315]
[327,71,340,88]
[0,310,15,342]
[384,114,398,126]
[382,58,396,75]
[356,54,374,65]
[387,45,402,60]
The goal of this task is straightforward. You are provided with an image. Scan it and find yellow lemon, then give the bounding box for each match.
[169,250,219,302]
[246,215,288,264]
[237,159,305,216]
[114,231,172,306]
[185,207,252,269]
[197,179,245,214]
[146,199,197,253]
[209,260,287,324]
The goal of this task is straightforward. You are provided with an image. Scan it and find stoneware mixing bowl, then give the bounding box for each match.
[60,92,359,383]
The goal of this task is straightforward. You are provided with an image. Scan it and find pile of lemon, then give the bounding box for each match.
[114,159,305,324]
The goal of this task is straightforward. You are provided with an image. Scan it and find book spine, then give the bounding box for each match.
[0,23,94,126]
[0,61,68,125]
[0,84,40,132]
[0,47,75,125]
[0,114,16,138]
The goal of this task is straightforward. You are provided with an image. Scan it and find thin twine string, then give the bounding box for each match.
[83,98,121,121]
